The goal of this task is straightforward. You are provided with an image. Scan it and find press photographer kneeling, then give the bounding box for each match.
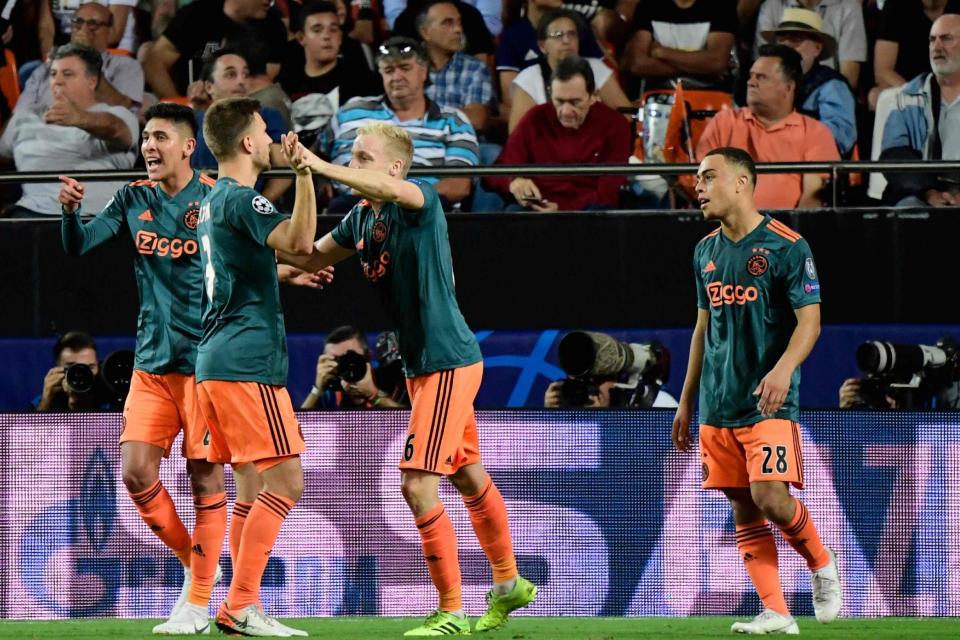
[839,339,960,409]
[544,331,678,409]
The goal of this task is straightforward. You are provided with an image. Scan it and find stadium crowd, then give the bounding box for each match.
[1,0,959,213]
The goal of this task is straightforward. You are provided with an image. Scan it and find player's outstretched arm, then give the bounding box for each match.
[298,146,425,210]
[754,303,821,417]
[59,176,125,256]
[673,308,708,452]
[278,233,355,273]
[266,134,317,255]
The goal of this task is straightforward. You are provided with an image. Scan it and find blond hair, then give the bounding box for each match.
[357,122,414,176]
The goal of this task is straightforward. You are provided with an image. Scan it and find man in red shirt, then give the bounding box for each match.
[484,56,631,211]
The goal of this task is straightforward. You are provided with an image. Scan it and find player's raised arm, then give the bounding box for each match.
[265,133,317,256]
[298,140,425,210]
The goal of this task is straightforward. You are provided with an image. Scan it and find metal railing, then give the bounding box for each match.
[1,159,957,210]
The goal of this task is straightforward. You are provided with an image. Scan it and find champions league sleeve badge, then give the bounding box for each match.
[252,195,275,215]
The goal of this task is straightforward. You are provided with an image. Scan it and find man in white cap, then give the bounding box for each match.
[764,7,857,156]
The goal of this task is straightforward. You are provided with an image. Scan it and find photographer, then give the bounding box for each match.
[33,331,123,412]
[543,331,678,409]
[839,338,960,410]
[301,325,408,409]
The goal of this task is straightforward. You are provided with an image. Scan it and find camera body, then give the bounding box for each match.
[325,350,369,389]
[555,331,670,408]
[63,362,96,394]
[854,338,960,409]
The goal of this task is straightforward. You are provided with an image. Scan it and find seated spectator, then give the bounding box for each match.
[301,325,407,409]
[17,2,143,115]
[0,43,138,217]
[278,1,382,149]
[282,0,377,73]
[484,56,631,211]
[391,0,495,61]
[880,14,960,207]
[621,0,737,93]
[417,0,495,133]
[563,0,628,49]
[497,0,605,105]
[33,331,123,412]
[509,8,629,132]
[696,44,840,209]
[142,0,288,98]
[870,0,960,110]
[188,47,291,203]
[763,8,856,156]
[753,0,866,90]
[41,0,139,54]
[387,0,503,36]
[321,37,478,212]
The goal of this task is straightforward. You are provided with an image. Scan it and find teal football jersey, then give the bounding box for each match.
[62,171,215,374]
[693,216,821,426]
[195,178,289,385]
[331,180,482,377]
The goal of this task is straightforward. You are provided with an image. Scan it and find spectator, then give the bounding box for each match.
[391,0,495,61]
[417,0,494,133]
[763,7,857,156]
[278,1,381,149]
[509,8,629,132]
[498,0,605,105]
[621,0,737,92]
[387,0,503,36]
[870,0,960,110]
[17,2,143,114]
[484,56,631,211]
[231,34,294,127]
[33,331,121,412]
[563,0,628,49]
[0,43,138,217]
[41,0,139,54]
[301,325,407,409]
[753,0,867,90]
[880,14,960,207]
[188,47,291,202]
[142,0,288,98]
[320,36,478,211]
[696,44,840,209]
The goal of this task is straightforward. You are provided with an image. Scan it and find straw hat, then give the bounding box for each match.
[762,8,837,60]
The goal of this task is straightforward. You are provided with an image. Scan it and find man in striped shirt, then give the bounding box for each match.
[318,36,479,212]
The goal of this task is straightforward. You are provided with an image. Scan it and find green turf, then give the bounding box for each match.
[0,617,957,639]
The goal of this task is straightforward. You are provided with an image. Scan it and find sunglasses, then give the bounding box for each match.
[71,17,111,31]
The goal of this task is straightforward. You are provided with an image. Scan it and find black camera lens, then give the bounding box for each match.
[558,378,598,407]
[336,351,368,384]
[64,363,96,394]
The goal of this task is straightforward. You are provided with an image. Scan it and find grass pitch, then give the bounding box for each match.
[0,617,957,639]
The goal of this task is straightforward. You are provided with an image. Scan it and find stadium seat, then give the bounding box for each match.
[0,49,20,112]
[160,96,192,106]
[634,85,733,163]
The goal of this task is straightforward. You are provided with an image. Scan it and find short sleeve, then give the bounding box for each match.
[330,207,359,248]
[802,119,841,162]
[693,246,708,310]
[877,0,902,43]
[398,179,440,226]
[836,3,867,63]
[444,110,479,167]
[227,188,288,246]
[784,239,821,308]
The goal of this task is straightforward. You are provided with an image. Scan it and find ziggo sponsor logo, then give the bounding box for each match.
[706,281,759,306]
[135,230,198,258]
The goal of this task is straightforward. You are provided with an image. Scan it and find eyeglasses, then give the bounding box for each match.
[71,17,111,31]
[546,29,578,42]
[377,43,420,59]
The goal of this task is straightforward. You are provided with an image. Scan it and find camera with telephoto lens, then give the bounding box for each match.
[326,350,368,388]
[554,331,670,408]
[63,350,135,404]
[854,338,960,409]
